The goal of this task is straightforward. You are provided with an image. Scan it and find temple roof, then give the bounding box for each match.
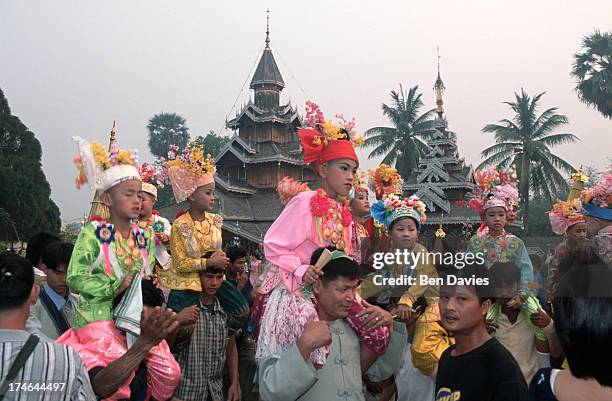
[216,138,304,166]
[250,48,285,89]
[226,101,300,128]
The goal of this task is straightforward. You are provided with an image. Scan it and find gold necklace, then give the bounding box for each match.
[115,230,142,269]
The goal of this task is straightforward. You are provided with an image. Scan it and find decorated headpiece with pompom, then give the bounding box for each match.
[368,164,403,201]
[466,166,518,216]
[298,101,363,167]
[138,162,165,198]
[162,141,217,203]
[370,194,427,231]
[581,171,612,221]
[548,199,586,235]
[73,136,140,192]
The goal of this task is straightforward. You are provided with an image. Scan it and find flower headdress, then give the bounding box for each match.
[298,101,364,166]
[548,199,586,235]
[370,194,427,231]
[73,136,140,191]
[466,166,518,216]
[138,162,165,198]
[581,171,612,221]
[162,141,217,203]
[349,169,369,201]
[276,177,310,205]
[368,164,404,200]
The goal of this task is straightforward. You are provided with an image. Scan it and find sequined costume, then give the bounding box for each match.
[68,221,154,328]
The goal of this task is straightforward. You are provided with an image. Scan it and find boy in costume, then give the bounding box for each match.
[69,136,154,328]
[256,101,390,368]
[137,162,172,273]
[158,142,249,333]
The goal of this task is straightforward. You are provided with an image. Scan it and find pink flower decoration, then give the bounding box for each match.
[341,205,353,227]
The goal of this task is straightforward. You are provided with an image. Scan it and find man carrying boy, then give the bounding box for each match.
[435,264,528,401]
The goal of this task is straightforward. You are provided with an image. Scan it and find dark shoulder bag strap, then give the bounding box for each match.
[0,335,40,401]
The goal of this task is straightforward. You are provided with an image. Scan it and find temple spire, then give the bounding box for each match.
[108,121,117,153]
[434,46,445,115]
[265,9,270,49]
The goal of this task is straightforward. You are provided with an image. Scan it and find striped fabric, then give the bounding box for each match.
[0,330,96,401]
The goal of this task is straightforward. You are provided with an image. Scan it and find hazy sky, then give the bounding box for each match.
[1,0,611,222]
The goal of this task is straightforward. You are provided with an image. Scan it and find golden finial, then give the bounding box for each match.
[435,211,446,238]
[435,46,445,114]
[265,9,270,49]
[108,121,117,153]
[567,166,589,202]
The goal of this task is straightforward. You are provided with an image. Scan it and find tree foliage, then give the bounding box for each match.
[194,131,230,157]
[364,85,437,179]
[478,89,579,235]
[147,112,190,158]
[571,30,612,119]
[0,88,61,241]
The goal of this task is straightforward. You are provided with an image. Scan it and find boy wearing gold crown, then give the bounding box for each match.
[158,142,249,334]
[59,136,181,401]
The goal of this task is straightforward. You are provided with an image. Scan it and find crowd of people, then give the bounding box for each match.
[1,102,611,401]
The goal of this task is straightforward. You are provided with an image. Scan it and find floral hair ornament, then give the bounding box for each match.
[370,194,427,231]
[138,162,165,198]
[73,136,140,192]
[368,164,404,201]
[298,101,363,167]
[581,171,612,221]
[548,199,586,235]
[349,170,369,202]
[162,141,217,203]
[465,166,519,216]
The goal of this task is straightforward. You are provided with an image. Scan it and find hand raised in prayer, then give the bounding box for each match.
[139,306,179,349]
[237,270,249,291]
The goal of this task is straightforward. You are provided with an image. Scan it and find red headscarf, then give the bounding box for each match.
[298,128,358,167]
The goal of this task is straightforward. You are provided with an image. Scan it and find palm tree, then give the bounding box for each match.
[478,89,579,235]
[147,112,190,157]
[364,85,437,179]
[571,30,612,119]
